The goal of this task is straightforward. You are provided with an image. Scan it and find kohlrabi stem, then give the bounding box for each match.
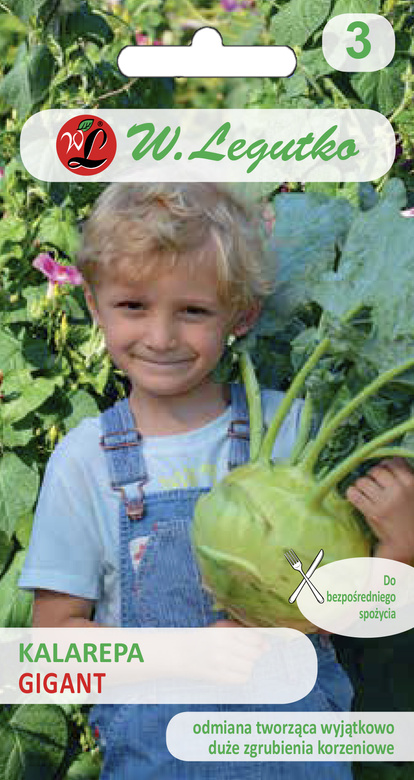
[302,357,414,474]
[259,337,331,463]
[359,448,414,461]
[239,351,263,462]
[288,393,313,466]
[310,418,414,505]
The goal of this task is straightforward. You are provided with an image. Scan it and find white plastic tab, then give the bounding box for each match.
[118,27,296,78]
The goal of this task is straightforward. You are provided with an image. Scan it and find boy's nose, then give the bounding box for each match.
[144,316,177,351]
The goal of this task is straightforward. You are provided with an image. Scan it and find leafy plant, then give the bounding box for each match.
[193,192,414,627]
[1,0,413,777]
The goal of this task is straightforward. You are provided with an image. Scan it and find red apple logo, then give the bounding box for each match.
[56,115,116,176]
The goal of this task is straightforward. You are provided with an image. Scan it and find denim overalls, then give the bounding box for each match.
[90,384,353,779]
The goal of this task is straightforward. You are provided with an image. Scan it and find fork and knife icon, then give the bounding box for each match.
[284,548,325,604]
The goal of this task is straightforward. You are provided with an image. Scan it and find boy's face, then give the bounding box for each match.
[84,258,249,401]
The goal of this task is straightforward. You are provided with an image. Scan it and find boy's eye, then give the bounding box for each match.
[117,301,144,311]
[184,306,213,316]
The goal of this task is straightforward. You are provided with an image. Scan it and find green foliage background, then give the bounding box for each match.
[0,0,413,777]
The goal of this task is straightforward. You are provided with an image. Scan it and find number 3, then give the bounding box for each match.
[346,20,372,59]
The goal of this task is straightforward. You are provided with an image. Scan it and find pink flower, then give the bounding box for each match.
[33,253,83,297]
[401,208,414,217]
[135,32,162,45]
[221,0,253,9]
[0,168,4,179]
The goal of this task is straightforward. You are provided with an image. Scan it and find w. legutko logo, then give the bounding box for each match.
[56,115,117,176]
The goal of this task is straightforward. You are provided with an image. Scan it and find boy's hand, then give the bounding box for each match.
[202,619,267,684]
[346,457,414,565]
[158,620,266,686]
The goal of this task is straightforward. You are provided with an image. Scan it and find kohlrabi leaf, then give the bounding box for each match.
[261,192,355,328]
[311,179,414,373]
[251,178,414,480]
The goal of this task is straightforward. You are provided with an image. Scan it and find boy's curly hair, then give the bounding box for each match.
[77,183,275,312]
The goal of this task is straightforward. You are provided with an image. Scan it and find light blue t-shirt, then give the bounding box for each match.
[19,390,302,625]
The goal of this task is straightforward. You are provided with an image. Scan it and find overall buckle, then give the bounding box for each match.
[228,419,250,441]
[100,429,141,450]
[111,479,147,521]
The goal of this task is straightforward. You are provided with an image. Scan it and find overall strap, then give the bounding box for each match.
[228,383,251,470]
[99,398,147,520]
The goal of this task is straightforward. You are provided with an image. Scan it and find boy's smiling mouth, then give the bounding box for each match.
[133,354,194,365]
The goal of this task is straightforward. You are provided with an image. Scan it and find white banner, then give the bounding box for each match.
[297,557,414,638]
[167,711,414,762]
[20,108,394,182]
[0,627,316,704]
